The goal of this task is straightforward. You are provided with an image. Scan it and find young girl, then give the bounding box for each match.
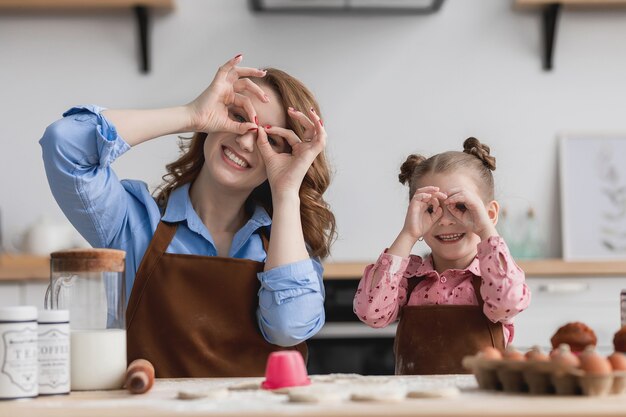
[353,137,530,375]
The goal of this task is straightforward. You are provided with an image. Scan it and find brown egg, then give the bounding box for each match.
[525,346,549,362]
[579,346,612,375]
[478,346,502,360]
[503,346,526,361]
[550,344,580,368]
[608,352,626,371]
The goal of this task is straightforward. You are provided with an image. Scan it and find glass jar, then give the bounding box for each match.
[45,249,126,391]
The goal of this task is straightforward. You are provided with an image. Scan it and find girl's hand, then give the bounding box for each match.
[402,186,448,240]
[187,54,268,134]
[445,188,498,239]
[255,107,326,197]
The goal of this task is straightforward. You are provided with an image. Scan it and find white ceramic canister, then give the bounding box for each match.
[0,306,38,399]
[38,310,70,395]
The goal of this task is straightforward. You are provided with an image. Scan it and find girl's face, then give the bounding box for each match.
[201,83,289,194]
[417,171,495,270]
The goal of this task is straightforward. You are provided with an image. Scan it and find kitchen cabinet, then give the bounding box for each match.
[514,276,623,353]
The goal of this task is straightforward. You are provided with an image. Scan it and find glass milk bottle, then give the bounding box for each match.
[46,249,127,391]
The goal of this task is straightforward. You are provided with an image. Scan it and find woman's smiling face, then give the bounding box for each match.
[201,82,289,193]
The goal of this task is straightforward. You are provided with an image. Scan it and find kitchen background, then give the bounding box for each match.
[1,0,626,259]
[0,0,625,374]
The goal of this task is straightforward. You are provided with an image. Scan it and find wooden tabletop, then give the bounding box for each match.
[2,376,626,417]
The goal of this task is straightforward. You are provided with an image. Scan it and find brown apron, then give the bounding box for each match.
[394,276,504,375]
[126,221,307,378]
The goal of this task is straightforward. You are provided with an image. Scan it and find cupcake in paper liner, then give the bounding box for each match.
[613,326,626,354]
[550,322,597,354]
[522,346,554,395]
[577,346,613,397]
[496,346,528,393]
[549,343,581,396]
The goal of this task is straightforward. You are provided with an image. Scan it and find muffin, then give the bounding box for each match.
[550,322,597,353]
[613,325,626,353]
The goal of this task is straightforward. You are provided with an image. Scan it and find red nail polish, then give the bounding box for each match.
[254,116,258,125]
[265,125,272,129]
[310,107,315,112]
[247,127,258,132]
[234,54,242,59]
[320,119,324,127]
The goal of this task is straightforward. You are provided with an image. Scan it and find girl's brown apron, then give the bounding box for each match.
[394,276,504,375]
[126,221,307,378]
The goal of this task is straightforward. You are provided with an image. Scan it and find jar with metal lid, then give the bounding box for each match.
[0,306,38,399]
[45,249,126,391]
[38,309,70,395]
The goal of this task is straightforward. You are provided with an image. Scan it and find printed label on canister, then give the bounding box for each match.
[38,327,70,394]
[0,323,38,398]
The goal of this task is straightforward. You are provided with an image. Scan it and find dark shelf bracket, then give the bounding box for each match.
[542,3,561,71]
[134,5,150,74]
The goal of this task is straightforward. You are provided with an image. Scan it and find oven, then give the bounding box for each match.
[306,278,396,375]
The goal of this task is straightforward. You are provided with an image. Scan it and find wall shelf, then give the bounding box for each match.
[249,0,445,14]
[516,0,626,70]
[3,254,626,282]
[0,0,175,74]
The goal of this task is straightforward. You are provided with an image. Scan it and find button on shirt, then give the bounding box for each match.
[353,237,531,345]
[39,105,325,346]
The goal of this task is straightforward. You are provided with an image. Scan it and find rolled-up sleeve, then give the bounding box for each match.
[257,257,325,346]
[39,105,132,248]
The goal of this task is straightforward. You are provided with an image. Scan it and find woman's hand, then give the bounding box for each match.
[445,187,498,239]
[187,54,268,135]
[255,107,326,198]
[403,186,448,241]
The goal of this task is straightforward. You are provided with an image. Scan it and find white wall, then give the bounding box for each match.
[1,0,626,261]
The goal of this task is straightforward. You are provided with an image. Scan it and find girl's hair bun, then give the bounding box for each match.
[398,154,426,185]
[463,137,496,171]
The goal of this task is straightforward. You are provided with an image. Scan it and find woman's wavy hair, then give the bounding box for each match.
[153,68,336,259]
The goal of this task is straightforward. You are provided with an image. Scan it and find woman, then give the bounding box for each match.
[40,54,336,377]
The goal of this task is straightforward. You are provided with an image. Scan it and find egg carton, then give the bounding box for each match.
[462,355,626,396]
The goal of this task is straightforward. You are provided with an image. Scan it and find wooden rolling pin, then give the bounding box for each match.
[124,359,155,394]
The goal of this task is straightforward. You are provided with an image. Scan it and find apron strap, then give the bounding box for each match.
[470,275,485,308]
[259,227,270,253]
[126,221,178,327]
[470,275,499,348]
[406,276,423,297]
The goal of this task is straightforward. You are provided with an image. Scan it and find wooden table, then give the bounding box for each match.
[2,376,626,417]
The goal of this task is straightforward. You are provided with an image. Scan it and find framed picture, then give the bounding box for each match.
[560,134,626,260]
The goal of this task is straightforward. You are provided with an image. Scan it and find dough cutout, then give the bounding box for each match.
[177,388,229,400]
